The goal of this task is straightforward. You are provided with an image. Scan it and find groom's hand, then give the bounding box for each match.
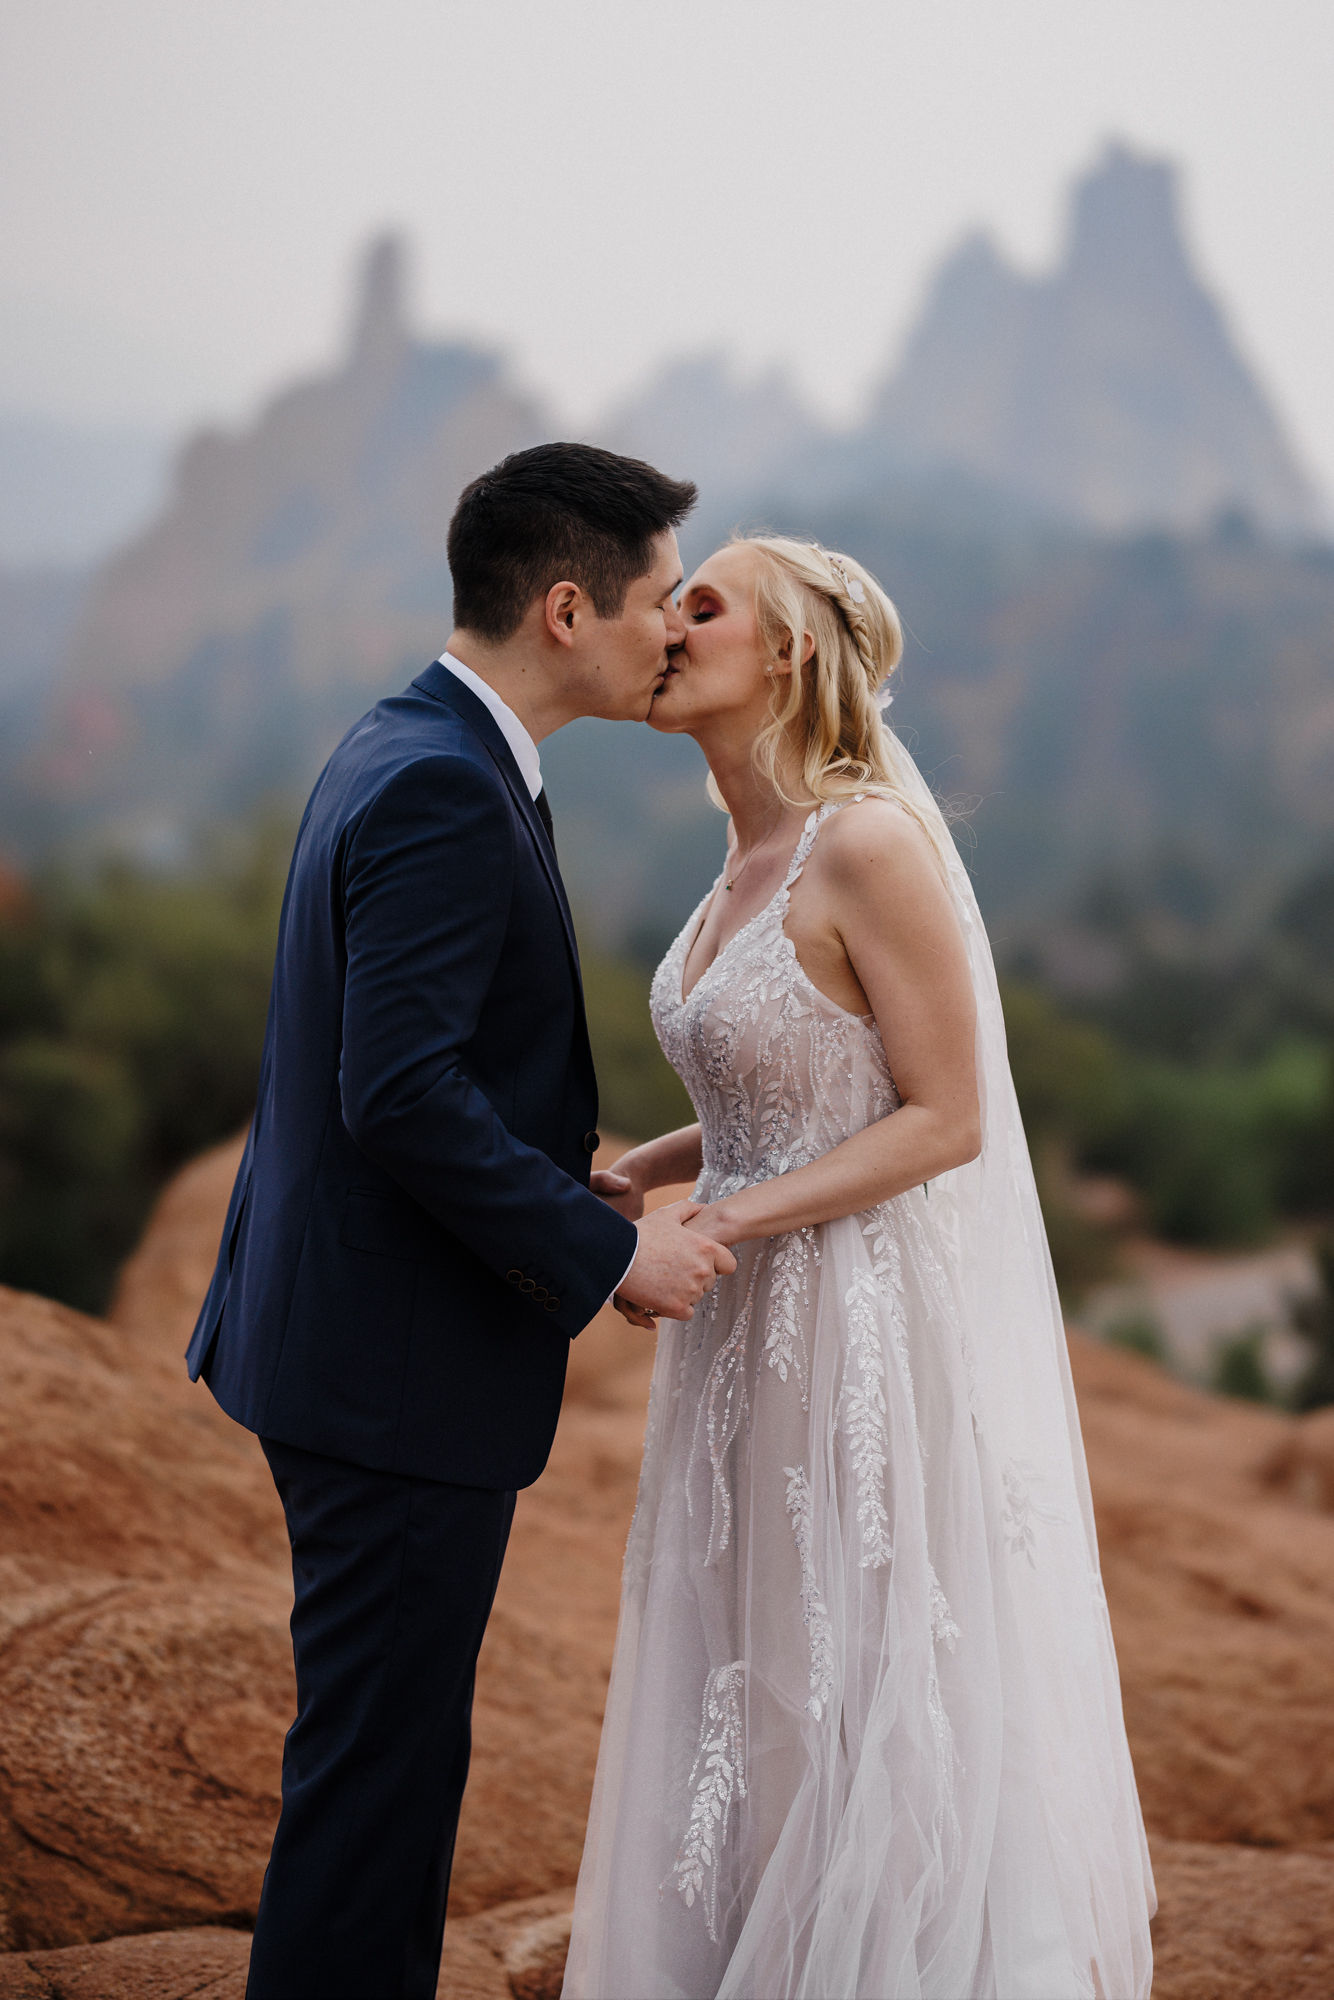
[617,1201,736,1324]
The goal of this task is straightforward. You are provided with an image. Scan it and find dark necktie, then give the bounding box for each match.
[534,787,556,852]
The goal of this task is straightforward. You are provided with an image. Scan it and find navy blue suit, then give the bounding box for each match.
[188,658,636,1485]
[188,661,637,1998]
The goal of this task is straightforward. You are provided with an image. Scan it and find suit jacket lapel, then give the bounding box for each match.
[410,660,583,978]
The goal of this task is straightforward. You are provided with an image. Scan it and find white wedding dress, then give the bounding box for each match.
[563,759,1154,2000]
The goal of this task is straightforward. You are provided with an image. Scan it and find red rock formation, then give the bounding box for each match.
[0,1136,1332,1997]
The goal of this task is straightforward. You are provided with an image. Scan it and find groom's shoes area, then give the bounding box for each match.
[244,1438,516,2000]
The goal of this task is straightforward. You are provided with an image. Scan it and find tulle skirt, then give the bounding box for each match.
[563,1186,1154,1999]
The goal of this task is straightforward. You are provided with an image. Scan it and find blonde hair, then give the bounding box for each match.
[711,533,951,868]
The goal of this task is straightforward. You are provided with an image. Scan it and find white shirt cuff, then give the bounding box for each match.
[605,1241,638,1310]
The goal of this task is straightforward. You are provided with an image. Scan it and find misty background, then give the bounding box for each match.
[1,0,1332,1408]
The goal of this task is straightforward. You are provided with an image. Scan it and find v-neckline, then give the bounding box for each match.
[678,808,823,1007]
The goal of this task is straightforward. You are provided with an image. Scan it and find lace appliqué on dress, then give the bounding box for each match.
[926,1655,963,1870]
[671,1659,748,1943]
[763,1226,817,1405]
[692,1262,760,1563]
[929,1564,961,1652]
[842,1267,894,1569]
[784,1465,836,1720]
[1002,1458,1065,1566]
[864,1206,917,1421]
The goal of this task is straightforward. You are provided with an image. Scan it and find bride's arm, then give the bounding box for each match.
[591,1123,703,1220]
[691,800,980,1249]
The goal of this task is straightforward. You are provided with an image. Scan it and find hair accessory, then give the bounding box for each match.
[827,552,867,605]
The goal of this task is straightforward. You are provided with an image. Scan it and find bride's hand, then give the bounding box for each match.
[684,1199,740,1247]
[591,1150,648,1221]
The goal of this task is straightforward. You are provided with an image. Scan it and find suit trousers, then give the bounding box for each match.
[245,1436,517,2000]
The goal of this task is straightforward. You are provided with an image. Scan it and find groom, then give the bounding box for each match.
[187,442,734,2000]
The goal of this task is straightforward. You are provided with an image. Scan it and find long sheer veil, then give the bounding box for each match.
[877,721,1156,1994]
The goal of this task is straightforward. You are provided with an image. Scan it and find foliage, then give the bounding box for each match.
[1102,1311,1168,1364]
[1002,974,1333,1253]
[1064,841,1334,1071]
[1000,982,1129,1301]
[0,831,287,1310]
[1210,1326,1276,1404]
[1000,983,1130,1144]
[1089,1041,1332,1247]
[0,834,693,1314]
[1291,1234,1334,1413]
[0,830,1330,1320]
[1025,1151,1125,1306]
[0,1033,142,1308]
[580,950,694,1145]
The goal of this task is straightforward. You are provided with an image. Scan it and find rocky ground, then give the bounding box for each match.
[0,1134,1332,1998]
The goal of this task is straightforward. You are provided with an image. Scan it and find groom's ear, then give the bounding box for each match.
[544,579,584,647]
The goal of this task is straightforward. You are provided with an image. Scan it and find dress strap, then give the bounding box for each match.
[781,795,866,892]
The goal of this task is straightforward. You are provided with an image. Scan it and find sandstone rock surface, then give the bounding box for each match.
[1,1135,1332,1997]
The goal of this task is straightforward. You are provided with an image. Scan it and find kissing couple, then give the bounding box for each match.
[190,442,1154,1999]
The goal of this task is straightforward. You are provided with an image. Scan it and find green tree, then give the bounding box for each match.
[1102,1310,1167,1363]
[1000,982,1129,1304]
[1211,1326,1275,1404]
[0,1034,142,1309]
[0,831,287,1311]
[1292,1235,1334,1413]
[581,950,693,1144]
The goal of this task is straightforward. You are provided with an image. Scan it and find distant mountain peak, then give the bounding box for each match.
[36,233,547,829]
[597,350,821,504]
[872,141,1324,537]
[914,229,1033,332]
[348,232,412,373]
[941,226,1024,285]
[1064,142,1200,296]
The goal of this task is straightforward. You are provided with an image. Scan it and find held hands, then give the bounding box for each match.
[612,1295,660,1330]
[614,1200,736,1330]
[590,1159,646,1222]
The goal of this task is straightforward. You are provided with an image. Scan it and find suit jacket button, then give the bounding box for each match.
[506,1269,523,1285]
[583,1130,600,1154]
[532,1285,549,1303]
[544,1297,560,1312]
[520,1277,536,1294]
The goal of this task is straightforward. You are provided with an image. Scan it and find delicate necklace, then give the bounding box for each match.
[724,816,787,892]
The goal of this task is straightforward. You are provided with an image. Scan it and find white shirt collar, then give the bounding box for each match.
[436,651,543,801]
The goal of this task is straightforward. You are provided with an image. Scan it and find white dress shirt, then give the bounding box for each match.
[435,652,638,1307]
[436,652,542,800]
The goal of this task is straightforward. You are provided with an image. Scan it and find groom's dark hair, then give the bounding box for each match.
[448,442,696,642]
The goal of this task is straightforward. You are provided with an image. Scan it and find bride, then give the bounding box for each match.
[562,535,1154,2000]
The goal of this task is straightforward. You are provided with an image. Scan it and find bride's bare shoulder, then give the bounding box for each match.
[804,797,961,956]
[810,794,940,885]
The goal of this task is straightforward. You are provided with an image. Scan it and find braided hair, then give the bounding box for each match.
[725,534,951,870]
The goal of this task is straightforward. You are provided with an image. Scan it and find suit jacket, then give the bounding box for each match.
[186,660,638,1490]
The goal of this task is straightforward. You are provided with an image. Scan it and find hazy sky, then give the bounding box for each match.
[3,0,1332,492]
